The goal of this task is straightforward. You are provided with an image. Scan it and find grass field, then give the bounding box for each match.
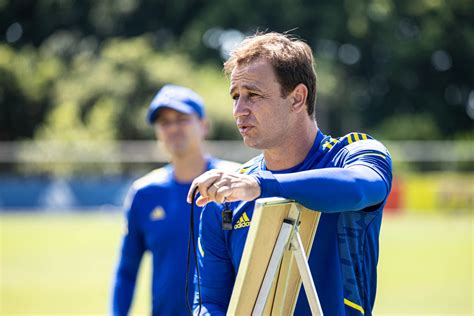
[1,211,472,315]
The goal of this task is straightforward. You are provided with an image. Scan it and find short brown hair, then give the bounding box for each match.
[224,32,317,118]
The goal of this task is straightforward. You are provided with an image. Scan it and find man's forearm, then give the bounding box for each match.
[256,166,388,212]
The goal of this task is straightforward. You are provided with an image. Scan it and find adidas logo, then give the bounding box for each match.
[150,206,166,221]
[234,212,251,229]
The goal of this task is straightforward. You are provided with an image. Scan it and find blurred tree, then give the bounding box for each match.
[0,44,65,140]
[35,35,238,140]
[371,113,441,140]
[0,0,472,141]
[20,98,122,176]
[177,0,474,138]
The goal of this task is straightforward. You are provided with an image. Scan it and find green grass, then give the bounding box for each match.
[375,213,473,315]
[1,211,472,315]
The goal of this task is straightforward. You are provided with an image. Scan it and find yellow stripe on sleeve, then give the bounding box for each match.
[347,134,353,144]
[361,133,368,140]
[354,133,360,141]
[344,298,365,314]
[198,238,205,257]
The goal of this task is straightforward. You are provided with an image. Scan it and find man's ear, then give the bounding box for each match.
[291,83,308,113]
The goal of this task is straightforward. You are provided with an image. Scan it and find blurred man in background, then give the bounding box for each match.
[188,32,392,315]
[111,84,238,316]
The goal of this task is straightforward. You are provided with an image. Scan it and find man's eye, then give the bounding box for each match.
[248,92,258,98]
[231,94,239,100]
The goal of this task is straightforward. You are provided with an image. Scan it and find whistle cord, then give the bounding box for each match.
[186,187,202,315]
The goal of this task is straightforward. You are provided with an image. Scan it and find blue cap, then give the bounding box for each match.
[147,84,206,124]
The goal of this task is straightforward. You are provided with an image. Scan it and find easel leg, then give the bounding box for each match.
[291,231,323,315]
[252,220,323,316]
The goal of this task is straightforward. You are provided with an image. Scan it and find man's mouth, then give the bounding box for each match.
[237,124,254,134]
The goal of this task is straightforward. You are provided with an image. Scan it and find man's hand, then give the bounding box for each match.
[187,170,261,206]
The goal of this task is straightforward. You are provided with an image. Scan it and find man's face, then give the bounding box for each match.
[153,108,206,157]
[230,59,293,150]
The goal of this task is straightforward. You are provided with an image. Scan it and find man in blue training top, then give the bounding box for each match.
[187,32,392,315]
[111,84,239,316]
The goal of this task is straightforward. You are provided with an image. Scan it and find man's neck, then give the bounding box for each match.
[171,150,207,183]
[263,120,318,171]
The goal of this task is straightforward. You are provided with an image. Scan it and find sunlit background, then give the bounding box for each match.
[0,0,472,315]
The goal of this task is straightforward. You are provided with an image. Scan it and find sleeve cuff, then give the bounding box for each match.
[253,170,281,198]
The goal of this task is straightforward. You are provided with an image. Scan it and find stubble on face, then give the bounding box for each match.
[230,59,292,150]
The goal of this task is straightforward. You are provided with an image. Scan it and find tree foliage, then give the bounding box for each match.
[0,36,238,142]
[1,0,473,142]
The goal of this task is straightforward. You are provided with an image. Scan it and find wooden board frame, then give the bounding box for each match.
[227,197,321,315]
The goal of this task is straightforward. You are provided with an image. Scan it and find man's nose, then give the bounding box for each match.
[233,97,250,118]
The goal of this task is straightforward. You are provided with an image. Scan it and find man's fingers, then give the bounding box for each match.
[187,181,199,203]
[187,171,261,205]
[206,183,219,202]
[215,186,233,204]
[186,171,224,203]
[196,195,209,207]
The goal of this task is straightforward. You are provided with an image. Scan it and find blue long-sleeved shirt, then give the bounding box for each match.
[194,131,392,315]
[112,158,238,316]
